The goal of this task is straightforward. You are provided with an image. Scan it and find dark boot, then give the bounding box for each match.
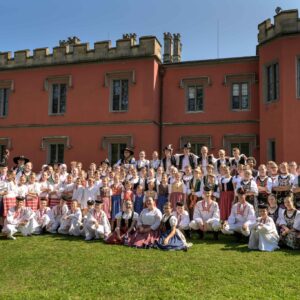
[198,230,204,240]
[213,231,219,241]
[184,229,191,239]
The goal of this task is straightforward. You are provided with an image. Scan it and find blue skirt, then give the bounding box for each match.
[111,195,121,220]
[156,230,187,251]
[134,195,144,215]
[157,195,168,213]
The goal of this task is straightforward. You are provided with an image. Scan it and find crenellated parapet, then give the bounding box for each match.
[0,35,162,70]
[258,9,300,44]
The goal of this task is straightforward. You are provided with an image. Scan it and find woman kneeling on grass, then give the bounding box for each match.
[156,202,189,251]
[105,201,138,245]
[128,197,162,248]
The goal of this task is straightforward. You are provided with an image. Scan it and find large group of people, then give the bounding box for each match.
[0,143,300,252]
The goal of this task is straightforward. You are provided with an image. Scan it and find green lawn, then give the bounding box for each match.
[0,234,299,300]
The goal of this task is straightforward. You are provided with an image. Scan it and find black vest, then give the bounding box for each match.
[178,154,195,170]
[216,158,230,171]
[120,211,134,229]
[162,156,176,172]
[197,155,213,167]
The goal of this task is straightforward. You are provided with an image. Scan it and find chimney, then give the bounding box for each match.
[173,33,182,62]
[122,33,137,46]
[163,32,173,63]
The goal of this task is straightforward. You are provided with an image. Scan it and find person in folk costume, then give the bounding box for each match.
[156,202,189,251]
[236,169,258,209]
[32,198,53,234]
[267,161,279,182]
[2,171,17,218]
[130,168,140,191]
[58,164,68,184]
[26,173,40,212]
[94,171,103,189]
[256,164,272,205]
[277,195,300,249]
[133,185,144,215]
[232,164,244,192]
[161,144,176,175]
[246,157,258,178]
[222,188,256,238]
[219,166,235,222]
[58,199,82,236]
[82,177,98,214]
[84,199,111,241]
[197,146,216,176]
[144,181,158,206]
[168,171,187,211]
[149,150,161,172]
[156,173,169,213]
[288,161,298,177]
[248,204,280,252]
[128,197,162,248]
[115,147,136,168]
[200,164,219,200]
[39,171,53,200]
[100,159,110,178]
[189,186,221,240]
[0,163,8,181]
[13,155,29,176]
[46,165,55,185]
[48,173,63,208]
[176,142,198,173]
[216,149,231,175]
[105,201,138,245]
[97,176,112,220]
[0,164,9,226]
[48,197,69,233]
[136,151,150,172]
[292,172,300,209]
[16,161,33,184]
[110,174,124,228]
[186,167,202,220]
[81,200,95,235]
[172,201,191,238]
[121,180,134,203]
[267,194,281,231]
[72,177,84,207]
[2,196,35,239]
[137,167,147,191]
[15,174,28,199]
[230,148,246,176]
[182,165,193,191]
[156,166,164,183]
[168,167,178,185]
[146,168,158,192]
[272,162,294,208]
[61,174,75,201]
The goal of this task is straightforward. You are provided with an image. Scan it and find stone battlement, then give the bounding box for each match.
[258,9,300,44]
[0,35,161,70]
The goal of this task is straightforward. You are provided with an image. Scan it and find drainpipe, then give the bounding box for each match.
[159,65,165,153]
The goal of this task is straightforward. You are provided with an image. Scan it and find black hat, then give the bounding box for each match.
[101,159,110,166]
[176,202,184,207]
[95,199,103,205]
[13,155,29,164]
[16,196,25,201]
[61,195,68,201]
[87,200,95,206]
[123,147,134,156]
[258,204,268,209]
[163,144,173,151]
[236,187,246,195]
[203,186,212,192]
[183,142,192,149]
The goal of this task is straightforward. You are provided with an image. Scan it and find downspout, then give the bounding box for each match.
[159,65,165,153]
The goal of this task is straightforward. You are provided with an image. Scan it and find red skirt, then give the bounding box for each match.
[105,226,128,245]
[128,225,159,248]
[49,197,61,208]
[3,196,16,217]
[26,195,39,212]
[219,190,235,221]
[169,192,184,211]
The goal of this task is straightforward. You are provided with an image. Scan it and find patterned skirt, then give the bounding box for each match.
[111,194,122,220]
[169,192,184,211]
[128,225,159,248]
[26,195,39,212]
[219,191,234,221]
[3,196,16,217]
[156,229,187,251]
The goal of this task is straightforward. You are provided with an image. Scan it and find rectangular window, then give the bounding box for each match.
[190,143,205,156]
[110,143,126,165]
[266,63,279,102]
[230,142,250,157]
[267,139,276,162]
[0,145,5,160]
[232,83,249,110]
[112,79,129,111]
[187,86,203,112]
[48,144,64,164]
[51,83,66,114]
[0,88,8,117]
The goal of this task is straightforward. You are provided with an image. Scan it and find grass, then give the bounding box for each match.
[0,233,300,300]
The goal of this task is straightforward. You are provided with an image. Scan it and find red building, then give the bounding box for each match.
[0,10,300,169]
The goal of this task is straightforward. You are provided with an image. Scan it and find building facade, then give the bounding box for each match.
[0,9,300,168]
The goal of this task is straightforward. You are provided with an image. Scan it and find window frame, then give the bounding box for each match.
[0,88,9,118]
[180,135,212,154]
[231,82,250,111]
[223,134,257,157]
[264,61,279,103]
[267,139,276,162]
[110,79,129,112]
[48,143,65,164]
[49,83,67,115]
[185,84,204,113]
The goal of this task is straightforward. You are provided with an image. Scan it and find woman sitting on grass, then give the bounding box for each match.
[105,201,138,245]
[156,202,188,251]
[128,197,162,248]
[277,195,300,249]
